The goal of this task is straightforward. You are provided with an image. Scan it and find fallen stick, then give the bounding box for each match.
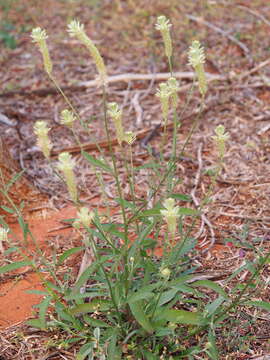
[0,71,225,98]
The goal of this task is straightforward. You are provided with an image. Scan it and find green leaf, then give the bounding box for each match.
[143,350,159,360]
[170,194,192,202]
[3,246,19,255]
[35,296,52,329]
[134,162,162,171]
[178,207,199,216]
[192,280,228,299]
[128,220,156,259]
[58,247,84,265]
[0,260,33,274]
[76,342,94,360]
[168,237,197,262]
[206,296,226,316]
[108,332,121,360]
[83,315,110,328]
[83,151,113,174]
[157,309,204,325]
[115,198,136,209]
[18,216,29,241]
[127,288,155,304]
[72,256,109,294]
[157,288,178,306]
[26,290,48,295]
[205,330,219,360]
[70,299,112,315]
[0,205,15,214]
[245,300,270,312]
[129,300,154,334]
[138,207,162,218]
[27,318,45,330]
[5,170,25,191]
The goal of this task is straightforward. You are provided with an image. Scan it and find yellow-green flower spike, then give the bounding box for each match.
[167,77,180,109]
[76,207,94,228]
[60,109,76,128]
[155,15,173,61]
[0,227,8,253]
[188,40,207,97]
[57,152,78,203]
[212,125,230,158]
[107,102,125,145]
[31,27,53,75]
[67,20,107,85]
[33,121,52,159]
[156,82,171,124]
[160,198,180,236]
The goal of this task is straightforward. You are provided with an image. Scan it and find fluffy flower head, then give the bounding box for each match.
[76,207,94,228]
[58,152,76,171]
[188,40,206,68]
[31,27,48,43]
[155,15,172,31]
[67,20,85,37]
[60,109,76,128]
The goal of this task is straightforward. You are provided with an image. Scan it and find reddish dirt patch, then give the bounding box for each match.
[0,273,44,328]
[0,205,77,329]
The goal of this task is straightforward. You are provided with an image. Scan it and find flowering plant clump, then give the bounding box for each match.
[14,15,262,359]
[33,121,52,159]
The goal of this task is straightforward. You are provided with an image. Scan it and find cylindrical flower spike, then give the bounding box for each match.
[188,40,207,97]
[167,77,180,109]
[75,207,94,228]
[31,27,53,75]
[60,109,76,128]
[160,198,180,236]
[33,121,52,159]
[67,20,107,85]
[107,102,125,145]
[57,152,78,203]
[0,227,9,253]
[155,16,173,61]
[156,82,171,124]
[211,125,230,159]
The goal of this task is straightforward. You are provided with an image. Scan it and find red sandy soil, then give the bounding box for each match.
[0,205,76,329]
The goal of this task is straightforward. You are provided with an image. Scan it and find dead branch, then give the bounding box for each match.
[0,71,225,98]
